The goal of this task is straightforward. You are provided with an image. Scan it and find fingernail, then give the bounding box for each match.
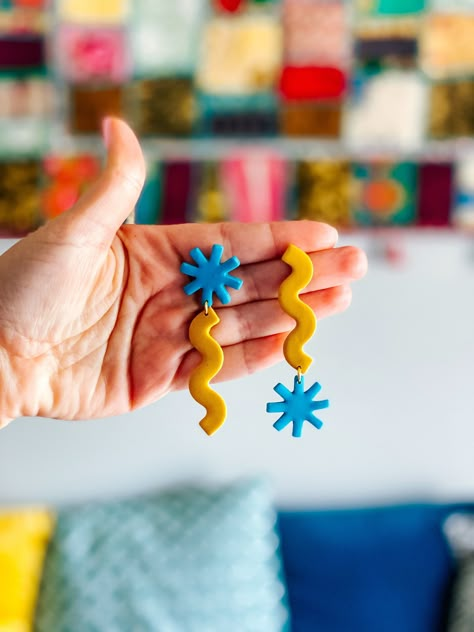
[102,117,112,149]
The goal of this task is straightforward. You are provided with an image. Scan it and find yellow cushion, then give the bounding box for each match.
[0,510,54,632]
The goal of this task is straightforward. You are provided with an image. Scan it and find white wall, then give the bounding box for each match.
[0,231,473,508]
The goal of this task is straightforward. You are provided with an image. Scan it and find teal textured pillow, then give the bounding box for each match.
[34,480,288,632]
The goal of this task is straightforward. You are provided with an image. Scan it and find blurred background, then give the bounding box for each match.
[0,0,472,506]
[1,2,474,632]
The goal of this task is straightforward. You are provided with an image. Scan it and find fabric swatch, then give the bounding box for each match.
[281,102,342,137]
[0,77,51,117]
[194,162,229,223]
[135,161,162,225]
[283,0,349,67]
[346,69,426,150]
[130,78,196,137]
[453,155,474,228]
[0,35,45,69]
[131,0,205,76]
[352,161,418,226]
[213,0,246,13]
[0,118,48,155]
[69,85,123,134]
[421,14,474,78]
[0,160,42,234]
[417,163,453,226]
[57,0,128,24]
[356,0,425,15]
[221,152,287,222]
[0,6,47,33]
[279,66,346,101]
[429,81,474,139]
[295,161,351,227]
[198,17,282,95]
[160,161,194,224]
[57,26,130,83]
[41,154,101,220]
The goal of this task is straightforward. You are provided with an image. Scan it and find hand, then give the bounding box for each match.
[0,119,367,427]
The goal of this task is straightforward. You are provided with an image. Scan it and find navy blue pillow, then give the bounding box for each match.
[278,504,464,632]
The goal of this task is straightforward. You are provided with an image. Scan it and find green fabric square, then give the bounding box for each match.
[34,480,289,632]
[359,0,425,15]
[352,162,418,226]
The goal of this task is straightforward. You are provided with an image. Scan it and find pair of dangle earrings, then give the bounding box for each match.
[181,243,329,437]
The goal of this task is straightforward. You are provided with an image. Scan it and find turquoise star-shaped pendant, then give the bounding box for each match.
[267,375,329,438]
[180,244,243,307]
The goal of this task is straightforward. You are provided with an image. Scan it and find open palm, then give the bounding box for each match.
[0,119,367,427]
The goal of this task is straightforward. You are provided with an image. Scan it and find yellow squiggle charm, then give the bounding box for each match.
[279,244,316,374]
[188,307,226,436]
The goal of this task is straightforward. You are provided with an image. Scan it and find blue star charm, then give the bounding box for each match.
[266,375,329,438]
[181,244,243,307]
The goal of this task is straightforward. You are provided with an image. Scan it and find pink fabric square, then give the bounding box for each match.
[57,25,130,82]
[283,0,349,66]
[221,152,287,223]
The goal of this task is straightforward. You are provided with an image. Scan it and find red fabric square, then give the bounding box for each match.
[278,66,346,100]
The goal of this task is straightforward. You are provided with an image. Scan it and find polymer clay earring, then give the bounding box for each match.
[267,244,329,437]
[181,244,243,436]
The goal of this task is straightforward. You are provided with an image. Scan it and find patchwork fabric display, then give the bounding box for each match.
[454,155,474,228]
[295,161,351,227]
[352,162,418,226]
[429,80,474,139]
[35,480,289,632]
[131,78,196,137]
[421,13,474,78]
[198,17,282,95]
[443,513,474,632]
[0,509,54,632]
[221,152,287,222]
[41,154,101,219]
[132,0,205,76]
[56,26,130,83]
[0,160,41,233]
[69,84,123,134]
[346,70,426,150]
[283,0,349,67]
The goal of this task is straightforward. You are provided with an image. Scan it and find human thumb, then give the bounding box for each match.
[51,117,146,248]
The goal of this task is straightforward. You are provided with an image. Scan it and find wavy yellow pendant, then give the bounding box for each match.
[188,307,226,436]
[279,244,316,374]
